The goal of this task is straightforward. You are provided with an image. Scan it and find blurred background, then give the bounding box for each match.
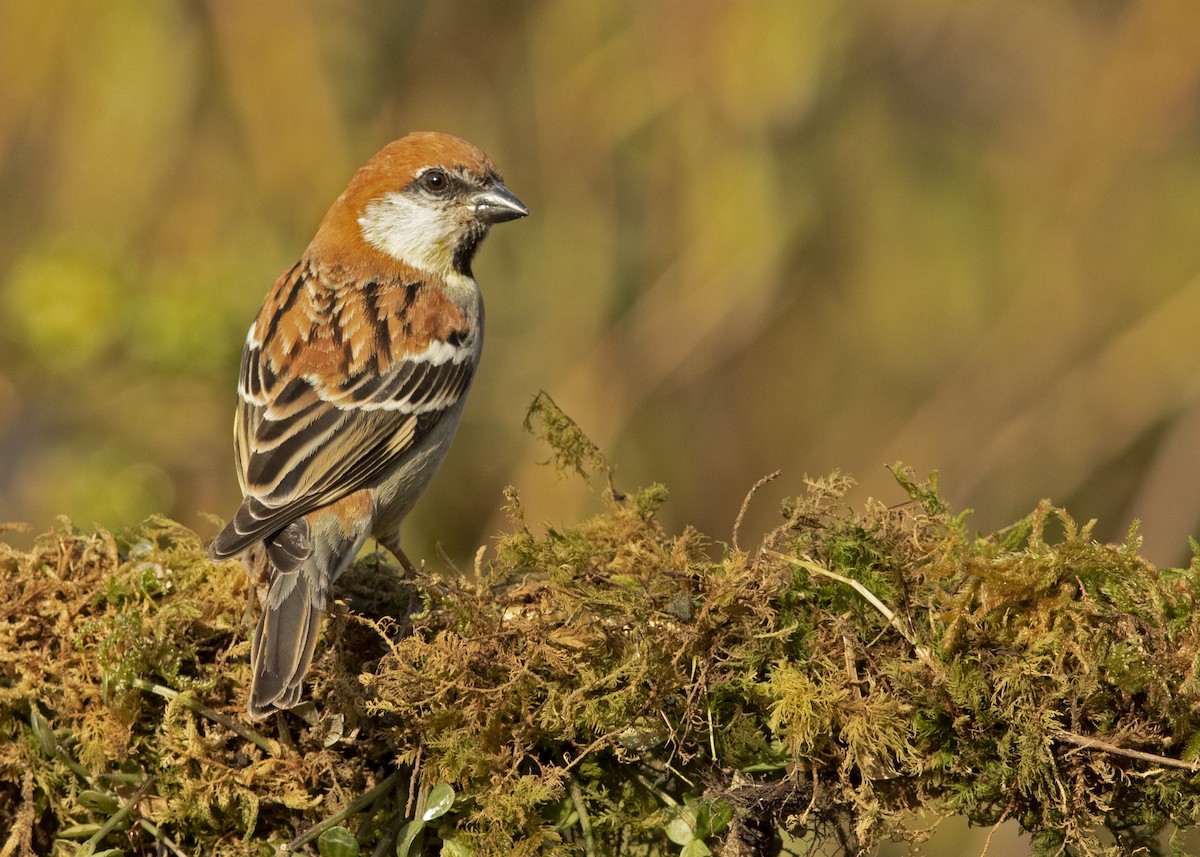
[5,0,1200,578]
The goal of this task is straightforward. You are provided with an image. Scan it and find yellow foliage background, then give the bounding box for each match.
[3,0,1200,576]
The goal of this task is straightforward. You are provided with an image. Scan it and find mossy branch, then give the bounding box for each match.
[3,407,1200,856]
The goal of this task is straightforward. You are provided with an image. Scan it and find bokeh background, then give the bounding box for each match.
[4,0,1200,852]
[7,1,1200,566]
[6,0,1200,555]
[8,1,1200,568]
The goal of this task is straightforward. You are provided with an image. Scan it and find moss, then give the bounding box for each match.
[4,405,1200,855]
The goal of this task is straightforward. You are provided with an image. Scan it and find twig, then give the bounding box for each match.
[0,769,34,857]
[1051,729,1200,773]
[138,819,189,857]
[797,765,819,827]
[978,809,1010,857]
[842,633,860,697]
[563,726,629,772]
[79,776,155,857]
[733,471,781,553]
[568,777,596,856]
[706,703,718,764]
[284,769,404,853]
[633,771,677,807]
[405,745,423,818]
[131,678,279,757]
[370,820,402,857]
[53,742,98,786]
[763,549,936,668]
[435,541,461,575]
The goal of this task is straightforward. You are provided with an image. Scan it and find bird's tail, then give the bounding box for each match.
[248,565,324,718]
[212,500,369,719]
[245,519,326,719]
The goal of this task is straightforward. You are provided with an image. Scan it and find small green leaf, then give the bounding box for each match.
[423,783,456,821]
[29,708,56,757]
[703,799,732,836]
[57,824,105,840]
[618,720,669,752]
[440,833,474,857]
[551,797,579,832]
[395,820,424,857]
[681,841,712,857]
[318,826,360,857]
[78,790,121,814]
[738,759,790,772]
[663,806,697,845]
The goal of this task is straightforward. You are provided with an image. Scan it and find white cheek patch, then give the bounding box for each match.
[359,192,454,275]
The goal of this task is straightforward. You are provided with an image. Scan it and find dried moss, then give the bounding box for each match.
[4,405,1200,855]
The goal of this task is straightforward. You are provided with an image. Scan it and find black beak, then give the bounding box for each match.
[471,183,529,224]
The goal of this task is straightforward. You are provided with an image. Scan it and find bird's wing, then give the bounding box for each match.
[210,261,477,559]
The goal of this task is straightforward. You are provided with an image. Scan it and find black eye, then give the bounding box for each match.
[420,169,450,194]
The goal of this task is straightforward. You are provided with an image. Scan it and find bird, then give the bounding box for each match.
[208,132,528,718]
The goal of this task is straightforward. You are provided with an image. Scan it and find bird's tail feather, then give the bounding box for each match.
[247,568,324,719]
[238,501,369,719]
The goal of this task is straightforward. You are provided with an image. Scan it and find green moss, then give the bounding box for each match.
[4,408,1200,855]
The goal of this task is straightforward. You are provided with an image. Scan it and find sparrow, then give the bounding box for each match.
[209,132,528,718]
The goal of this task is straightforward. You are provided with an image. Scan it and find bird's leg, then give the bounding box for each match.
[376,531,426,637]
[377,532,418,576]
[241,543,272,619]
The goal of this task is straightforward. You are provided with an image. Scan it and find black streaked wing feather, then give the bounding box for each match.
[210,342,474,559]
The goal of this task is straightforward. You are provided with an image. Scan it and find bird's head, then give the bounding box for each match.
[310,131,528,279]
